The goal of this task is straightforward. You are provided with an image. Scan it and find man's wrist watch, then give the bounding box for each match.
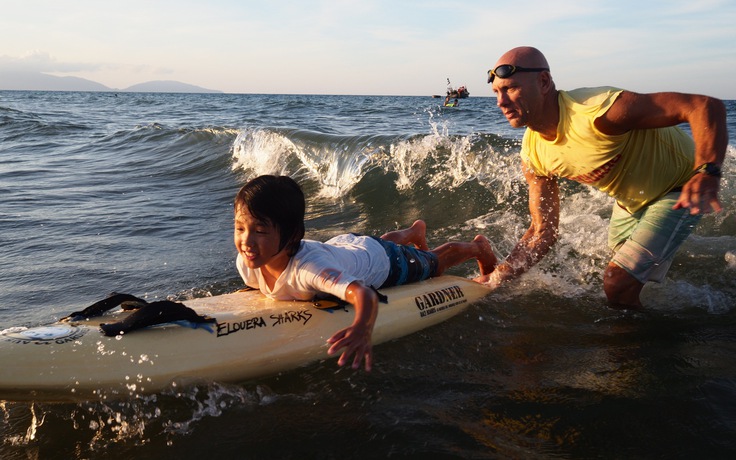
[695,162,722,178]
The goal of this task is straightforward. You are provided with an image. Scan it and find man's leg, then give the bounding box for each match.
[603,263,644,308]
[605,192,701,309]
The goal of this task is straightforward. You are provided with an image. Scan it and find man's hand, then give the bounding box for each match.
[673,173,722,215]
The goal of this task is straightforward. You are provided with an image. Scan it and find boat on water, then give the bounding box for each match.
[449,85,469,98]
[432,79,469,100]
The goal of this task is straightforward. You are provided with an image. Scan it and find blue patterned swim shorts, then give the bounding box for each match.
[370,237,439,288]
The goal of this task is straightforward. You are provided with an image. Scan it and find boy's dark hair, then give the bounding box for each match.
[234,175,305,257]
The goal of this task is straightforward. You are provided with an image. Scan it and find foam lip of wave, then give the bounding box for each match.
[230,127,521,199]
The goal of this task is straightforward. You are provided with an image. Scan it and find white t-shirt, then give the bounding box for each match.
[236,234,391,301]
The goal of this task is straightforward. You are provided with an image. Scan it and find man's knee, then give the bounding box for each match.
[603,263,644,308]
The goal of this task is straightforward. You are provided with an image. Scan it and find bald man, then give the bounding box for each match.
[475,46,728,308]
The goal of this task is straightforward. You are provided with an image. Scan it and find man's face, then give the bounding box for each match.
[491,72,539,129]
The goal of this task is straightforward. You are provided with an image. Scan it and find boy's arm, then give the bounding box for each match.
[326,281,378,371]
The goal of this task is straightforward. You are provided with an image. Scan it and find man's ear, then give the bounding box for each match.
[539,70,553,94]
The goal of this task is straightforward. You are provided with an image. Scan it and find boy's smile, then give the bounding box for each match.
[234,207,290,278]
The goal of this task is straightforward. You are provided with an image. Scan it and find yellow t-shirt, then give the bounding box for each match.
[521,87,695,213]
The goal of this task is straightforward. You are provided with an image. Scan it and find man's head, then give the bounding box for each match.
[489,46,556,130]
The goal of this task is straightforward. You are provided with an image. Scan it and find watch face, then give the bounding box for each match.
[698,163,721,177]
[705,163,722,176]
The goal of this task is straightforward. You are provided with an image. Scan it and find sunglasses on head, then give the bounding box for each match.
[487,64,549,83]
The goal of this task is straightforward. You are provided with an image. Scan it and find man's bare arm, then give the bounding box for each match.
[478,163,560,288]
[596,91,727,214]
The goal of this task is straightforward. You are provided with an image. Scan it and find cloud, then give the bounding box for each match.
[0,50,100,73]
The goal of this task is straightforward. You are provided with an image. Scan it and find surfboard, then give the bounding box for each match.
[0,276,490,402]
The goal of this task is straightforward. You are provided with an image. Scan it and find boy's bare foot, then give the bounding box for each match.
[381,220,429,250]
[473,235,497,275]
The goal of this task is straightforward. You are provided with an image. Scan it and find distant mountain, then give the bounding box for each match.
[0,72,221,94]
[122,80,221,94]
[0,71,110,92]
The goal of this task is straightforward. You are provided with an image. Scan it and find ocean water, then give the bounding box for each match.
[1,90,735,459]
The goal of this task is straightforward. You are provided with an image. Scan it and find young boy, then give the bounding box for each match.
[234,175,497,372]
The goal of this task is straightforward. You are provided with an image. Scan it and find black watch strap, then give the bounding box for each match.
[695,162,722,178]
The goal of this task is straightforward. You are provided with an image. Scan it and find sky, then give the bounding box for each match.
[1,0,735,98]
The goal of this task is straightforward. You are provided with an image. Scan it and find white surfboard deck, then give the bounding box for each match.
[0,276,490,402]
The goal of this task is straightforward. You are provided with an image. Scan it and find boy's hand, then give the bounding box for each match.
[327,281,378,371]
[326,324,373,371]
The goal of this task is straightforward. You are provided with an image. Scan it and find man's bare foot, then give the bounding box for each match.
[473,235,497,275]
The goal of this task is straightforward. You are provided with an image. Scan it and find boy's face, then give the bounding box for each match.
[234,206,288,270]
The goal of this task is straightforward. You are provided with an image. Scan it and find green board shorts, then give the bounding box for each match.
[608,191,701,283]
